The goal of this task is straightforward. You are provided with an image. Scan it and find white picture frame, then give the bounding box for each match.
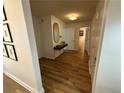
[3,23,13,42]
[3,6,7,21]
[6,44,18,61]
[3,44,8,57]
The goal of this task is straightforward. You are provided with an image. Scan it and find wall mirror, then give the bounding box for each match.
[53,23,60,43]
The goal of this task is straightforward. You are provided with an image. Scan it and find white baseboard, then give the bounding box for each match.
[4,71,38,93]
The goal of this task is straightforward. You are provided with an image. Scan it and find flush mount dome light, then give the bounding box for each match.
[65,13,80,21]
[69,16,77,21]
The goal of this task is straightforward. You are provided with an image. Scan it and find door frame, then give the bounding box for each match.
[91,0,109,93]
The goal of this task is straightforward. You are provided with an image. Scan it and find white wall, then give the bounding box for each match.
[32,15,65,59]
[64,27,75,50]
[64,21,90,51]
[51,15,65,58]
[89,0,106,81]
[40,15,54,59]
[93,0,121,93]
[32,16,43,58]
[22,0,44,92]
[51,15,65,47]
[3,0,44,93]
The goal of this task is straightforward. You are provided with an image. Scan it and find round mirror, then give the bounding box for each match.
[53,23,60,43]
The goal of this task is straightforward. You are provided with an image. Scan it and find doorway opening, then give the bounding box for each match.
[79,27,87,55]
[30,0,99,93]
[63,26,88,57]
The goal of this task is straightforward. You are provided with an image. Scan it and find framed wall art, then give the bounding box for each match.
[3,23,13,42]
[3,6,7,21]
[3,44,9,57]
[6,44,18,61]
[79,30,84,36]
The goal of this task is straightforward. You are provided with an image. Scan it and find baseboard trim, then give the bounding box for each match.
[3,71,38,93]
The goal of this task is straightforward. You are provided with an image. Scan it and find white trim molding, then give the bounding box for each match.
[3,71,38,93]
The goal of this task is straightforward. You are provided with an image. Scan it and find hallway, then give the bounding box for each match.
[39,51,91,93]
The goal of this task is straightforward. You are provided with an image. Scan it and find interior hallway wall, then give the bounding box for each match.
[38,15,53,59]
[51,15,65,47]
[32,15,65,59]
[3,0,44,93]
[32,16,43,58]
[93,0,121,93]
[51,15,65,58]
[63,21,90,51]
[89,0,106,81]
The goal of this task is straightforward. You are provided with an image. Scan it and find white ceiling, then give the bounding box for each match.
[30,0,98,23]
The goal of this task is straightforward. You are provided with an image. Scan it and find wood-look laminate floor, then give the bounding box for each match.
[39,50,91,93]
[3,74,31,93]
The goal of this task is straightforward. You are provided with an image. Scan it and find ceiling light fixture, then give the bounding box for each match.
[69,15,77,21]
[65,13,80,21]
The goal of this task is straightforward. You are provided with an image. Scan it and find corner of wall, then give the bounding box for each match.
[3,70,38,93]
